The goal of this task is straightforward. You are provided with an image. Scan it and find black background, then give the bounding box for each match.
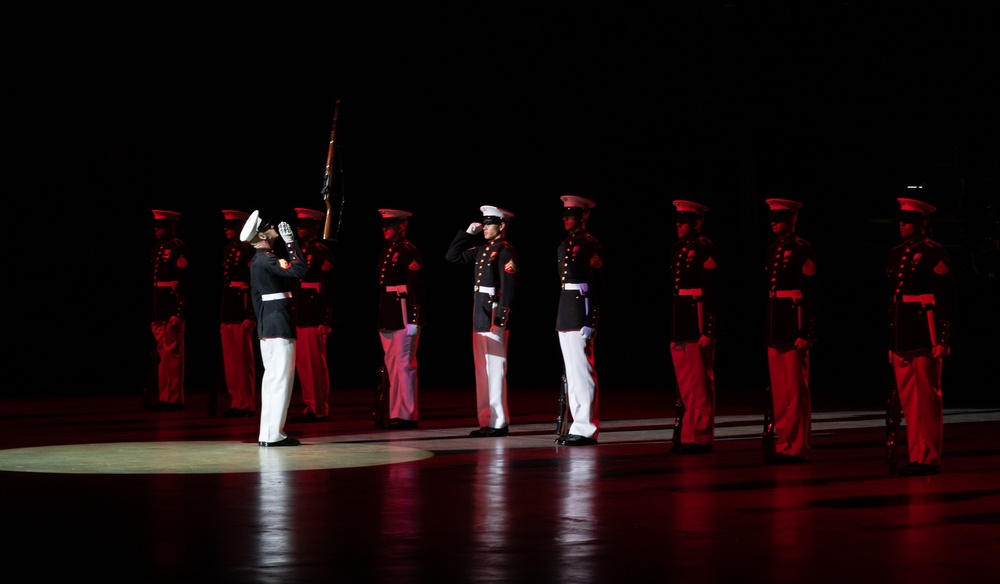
[12,4,999,408]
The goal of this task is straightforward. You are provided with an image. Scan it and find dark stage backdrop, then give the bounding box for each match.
[12,4,999,407]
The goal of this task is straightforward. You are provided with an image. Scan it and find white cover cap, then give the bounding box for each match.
[240,210,263,242]
[673,200,709,214]
[480,205,514,221]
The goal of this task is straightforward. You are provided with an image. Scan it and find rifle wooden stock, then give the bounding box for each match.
[885,362,903,473]
[762,385,776,458]
[322,99,342,241]
[555,374,570,439]
[672,385,684,446]
[373,363,389,428]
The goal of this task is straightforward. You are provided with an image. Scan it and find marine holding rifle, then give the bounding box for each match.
[554,195,605,447]
[887,189,957,476]
[668,200,720,454]
[763,198,817,465]
[375,209,426,430]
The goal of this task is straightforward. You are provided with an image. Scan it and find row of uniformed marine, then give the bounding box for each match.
[149,190,956,474]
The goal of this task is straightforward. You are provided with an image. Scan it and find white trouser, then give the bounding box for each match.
[258,338,296,443]
[558,330,599,438]
[893,350,943,466]
[670,339,716,446]
[767,345,811,458]
[295,326,330,416]
[380,327,420,421]
[151,318,185,404]
[473,327,509,428]
[220,321,255,411]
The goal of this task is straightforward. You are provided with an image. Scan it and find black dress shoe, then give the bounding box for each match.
[469,426,509,437]
[380,418,418,430]
[221,408,254,418]
[671,443,713,454]
[898,462,941,476]
[767,453,808,465]
[151,402,184,411]
[559,434,598,446]
[258,437,301,447]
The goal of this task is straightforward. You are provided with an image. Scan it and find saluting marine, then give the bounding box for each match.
[669,200,720,454]
[241,210,309,447]
[763,198,818,465]
[446,205,519,438]
[219,209,257,417]
[887,191,956,476]
[376,209,426,430]
[150,209,190,411]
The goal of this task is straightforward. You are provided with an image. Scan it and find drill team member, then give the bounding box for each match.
[446,205,519,438]
[555,195,605,447]
[291,208,336,423]
[241,210,308,447]
[220,209,257,417]
[888,191,957,476]
[150,209,189,411]
[376,209,426,430]
[669,200,720,454]
[764,198,818,465]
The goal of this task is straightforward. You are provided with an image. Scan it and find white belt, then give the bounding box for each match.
[677,288,703,296]
[769,289,802,300]
[229,282,248,290]
[385,285,408,294]
[301,282,321,290]
[155,281,177,288]
[902,293,935,304]
[475,286,496,294]
[262,291,292,301]
[562,283,587,292]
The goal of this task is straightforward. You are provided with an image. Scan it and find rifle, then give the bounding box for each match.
[672,384,684,448]
[555,373,570,441]
[372,363,390,428]
[762,385,776,460]
[321,99,343,241]
[885,358,903,473]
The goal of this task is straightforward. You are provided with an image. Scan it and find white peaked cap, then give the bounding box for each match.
[480,205,514,220]
[240,210,263,242]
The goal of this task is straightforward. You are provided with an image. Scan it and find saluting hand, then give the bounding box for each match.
[278,222,295,243]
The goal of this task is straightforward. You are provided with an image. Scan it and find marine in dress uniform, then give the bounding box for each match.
[290,208,336,423]
[376,209,426,430]
[887,193,956,476]
[241,210,309,447]
[555,195,606,446]
[669,201,720,454]
[446,205,519,437]
[219,210,257,417]
[150,209,189,411]
[763,199,818,465]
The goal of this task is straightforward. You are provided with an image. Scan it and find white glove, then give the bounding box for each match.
[405,324,419,337]
[466,222,483,235]
[278,222,295,243]
[581,326,595,339]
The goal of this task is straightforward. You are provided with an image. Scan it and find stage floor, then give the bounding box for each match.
[2,385,998,582]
